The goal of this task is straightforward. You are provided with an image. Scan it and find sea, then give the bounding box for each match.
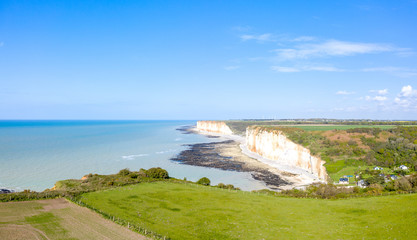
[0,120,267,192]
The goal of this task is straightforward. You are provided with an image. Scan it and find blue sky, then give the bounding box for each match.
[1,0,417,120]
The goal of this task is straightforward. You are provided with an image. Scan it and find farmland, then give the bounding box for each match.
[225,120,413,135]
[0,198,146,240]
[283,125,396,131]
[80,181,417,240]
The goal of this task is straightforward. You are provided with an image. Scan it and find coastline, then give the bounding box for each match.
[173,126,321,190]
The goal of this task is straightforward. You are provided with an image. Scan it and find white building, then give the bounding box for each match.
[399,165,408,170]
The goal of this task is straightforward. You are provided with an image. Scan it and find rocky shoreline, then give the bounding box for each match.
[172,127,290,190]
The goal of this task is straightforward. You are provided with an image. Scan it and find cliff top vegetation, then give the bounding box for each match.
[225,119,416,135]
[250,125,417,184]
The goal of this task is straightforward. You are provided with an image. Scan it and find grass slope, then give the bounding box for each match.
[0,198,146,240]
[80,182,417,240]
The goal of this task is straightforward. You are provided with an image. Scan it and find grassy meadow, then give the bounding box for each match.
[80,181,417,240]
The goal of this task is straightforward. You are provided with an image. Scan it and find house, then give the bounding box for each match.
[357,180,366,188]
[339,178,349,185]
[374,166,383,171]
[399,165,408,170]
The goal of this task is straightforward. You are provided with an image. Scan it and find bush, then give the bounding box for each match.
[197,177,210,186]
[118,168,131,176]
[216,183,239,190]
[128,172,139,179]
[368,184,383,194]
[408,173,417,187]
[146,167,169,179]
[365,175,384,185]
[385,181,396,191]
[395,178,412,192]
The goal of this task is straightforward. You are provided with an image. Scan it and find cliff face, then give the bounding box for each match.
[246,127,328,181]
[196,121,233,135]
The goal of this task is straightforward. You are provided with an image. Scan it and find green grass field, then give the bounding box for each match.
[80,181,417,240]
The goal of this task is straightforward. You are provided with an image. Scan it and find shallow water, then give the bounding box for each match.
[0,120,267,191]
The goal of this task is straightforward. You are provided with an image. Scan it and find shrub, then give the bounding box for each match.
[146,167,169,179]
[197,177,211,186]
[385,181,396,191]
[118,168,131,176]
[395,178,412,192]
[128,172,139,179]
[216,183,239,190]
[408,173,417,187]
[138,168,148,178]
[368,184,383,194]
[365,175,384,185]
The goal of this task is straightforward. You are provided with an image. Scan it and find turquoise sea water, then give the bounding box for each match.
[0,120,266,191]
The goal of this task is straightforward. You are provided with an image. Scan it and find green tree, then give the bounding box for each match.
[197,177,211,186]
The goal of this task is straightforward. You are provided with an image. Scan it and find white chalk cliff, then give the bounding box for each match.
[196,121,328,181]
[246,127,328,181]
[196,121,233,135]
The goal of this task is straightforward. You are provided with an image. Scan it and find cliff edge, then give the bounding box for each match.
[246,126,328,181]
[196,121,233,135]
[195,121,328,182]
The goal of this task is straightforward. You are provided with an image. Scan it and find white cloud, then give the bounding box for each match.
[292,36,316,42]
[394,85,417,109]
[363,67,402,72]
[241,33,273,42]
[224,66,240,71]
[362,67,417,78]
[271,66,300,72]
[365,95,388,101]
[400,85,414,97]
[374,96,388,101]
[305,66,343,72]
[336,91,356,95]
[370,89,388,95]
[274,40,394,60]
[271,65,343,73]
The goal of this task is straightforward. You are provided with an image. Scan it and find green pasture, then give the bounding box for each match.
[80,181,417,240]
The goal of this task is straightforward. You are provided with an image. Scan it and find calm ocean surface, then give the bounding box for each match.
[0,120,266,191]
